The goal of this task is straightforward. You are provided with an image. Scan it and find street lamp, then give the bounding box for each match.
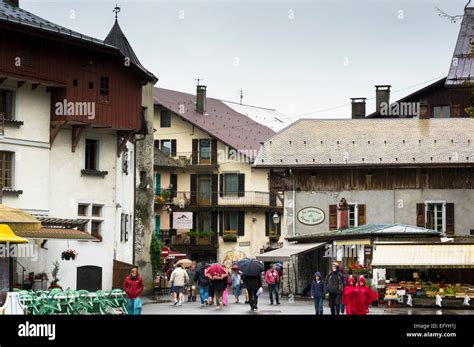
[272,212,280,225]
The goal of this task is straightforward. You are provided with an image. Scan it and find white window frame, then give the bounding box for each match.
[84,138,101,171]
[348,202,358,228]
[425,201,446,233]
[77,201,105,234]
[222,171,239,198]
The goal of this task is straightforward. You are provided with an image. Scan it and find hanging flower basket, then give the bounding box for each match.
[61,249,78,261]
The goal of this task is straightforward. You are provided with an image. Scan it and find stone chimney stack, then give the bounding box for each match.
[375,85,391,113]
[337,198,349,230]
[196,85,207,115]
[351,98,366,119]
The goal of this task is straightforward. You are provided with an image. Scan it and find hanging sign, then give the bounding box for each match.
[172,212,193,229]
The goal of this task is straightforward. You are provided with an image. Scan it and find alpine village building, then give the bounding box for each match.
[153,85,284,267]
[254,6,474,299]
[0,0,157,293]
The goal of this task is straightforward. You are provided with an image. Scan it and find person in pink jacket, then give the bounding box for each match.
[265,264,280,305]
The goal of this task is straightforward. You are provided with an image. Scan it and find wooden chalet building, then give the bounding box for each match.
[0,0,157,291]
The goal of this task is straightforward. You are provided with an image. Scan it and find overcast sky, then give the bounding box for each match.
[22,0,467,128]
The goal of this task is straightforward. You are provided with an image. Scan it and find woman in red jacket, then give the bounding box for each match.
[342,276,366,315]
[123,267,144,315]
[356,276,378,314]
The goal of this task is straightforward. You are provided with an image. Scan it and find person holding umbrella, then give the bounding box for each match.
[237,258,264,311]
[204,263,228,309]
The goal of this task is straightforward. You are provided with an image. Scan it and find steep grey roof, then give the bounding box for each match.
[287,224,440,242]
[153,87,275,159]
[254,118,474,167]
[220,100,287,132]
[0,2,156,83]
[104,20,157,83]
[0,1,111,47]
[446,7,474,86]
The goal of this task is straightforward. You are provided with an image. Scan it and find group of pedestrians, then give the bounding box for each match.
[311,262,378,315]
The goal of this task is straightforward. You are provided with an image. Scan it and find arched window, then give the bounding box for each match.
[0,151,13,189]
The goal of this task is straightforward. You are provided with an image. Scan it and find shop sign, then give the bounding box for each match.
[239,242,250,247]
[172,212,193,229]
[297,207,325,225]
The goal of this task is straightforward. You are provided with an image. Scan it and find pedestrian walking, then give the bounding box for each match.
[342,276,366,315]
[170,264,189,306]
[194,262,210,305]
[242,274,262,311]
[166,263,177,295]
[311,271,325,315]
[186,261,197,302]
[123,267,144,315]
[265,264,280,305]
[211,277,227,309]
[339,265,348,314]
[231,265,242,303]
[325,262,344,315]
[356,276,378,315]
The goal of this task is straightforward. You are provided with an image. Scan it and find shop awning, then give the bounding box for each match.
[256,242,326,262]
[372,243,474,268]
[334,239,371,246]
[0,224,28,243]
[14,228,98,241]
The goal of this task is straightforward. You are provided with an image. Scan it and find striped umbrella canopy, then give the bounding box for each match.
[204,263,228,280]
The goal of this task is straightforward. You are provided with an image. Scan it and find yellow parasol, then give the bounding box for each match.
[0,224,28,243]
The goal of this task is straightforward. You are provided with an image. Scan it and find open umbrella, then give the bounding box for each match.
[204,263,228,280]
[176,259,193,268]
[237,258,264,276]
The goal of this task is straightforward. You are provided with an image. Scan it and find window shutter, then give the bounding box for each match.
[265,212,270,236]
[171,140,177,157]
[190,174,197,204]
[211,212,218,244]
[192,212,197,232]
[329,205,337,230]
[211,174,218,205]
[120,213,124,242]
[219,174,224,198]
[170,174,177,198]
[416,203,425,227]
[192,139,198,164]
[238,211,245,236]
[238,173,245,197]
[211,139,218,165]
[358,204,366,226]
[446,203,455,235]
[219,212,224,236]
[277,216,281,236]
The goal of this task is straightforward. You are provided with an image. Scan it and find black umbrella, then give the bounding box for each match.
[237,258,264,276]
[275,262,283,272]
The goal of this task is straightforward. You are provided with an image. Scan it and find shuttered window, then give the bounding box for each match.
[417,202,455,234]
[0,151,13,189]
[160,110,171,127]
[329,205,337,230]
[0,89,15,121]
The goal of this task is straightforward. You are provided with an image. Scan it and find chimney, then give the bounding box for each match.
[196,85,207,115]
[419,99,430,119]
[3,0,19,7]
[336,198,349,230]
[350,98,366,119]
[375,85,391,113]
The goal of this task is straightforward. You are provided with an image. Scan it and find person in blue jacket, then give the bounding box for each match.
[311,271,325,315]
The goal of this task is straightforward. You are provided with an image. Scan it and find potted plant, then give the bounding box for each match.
[268,231,280,243]
[48,261,62,289]
[61,249,78,261]
[223,234,237,242]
